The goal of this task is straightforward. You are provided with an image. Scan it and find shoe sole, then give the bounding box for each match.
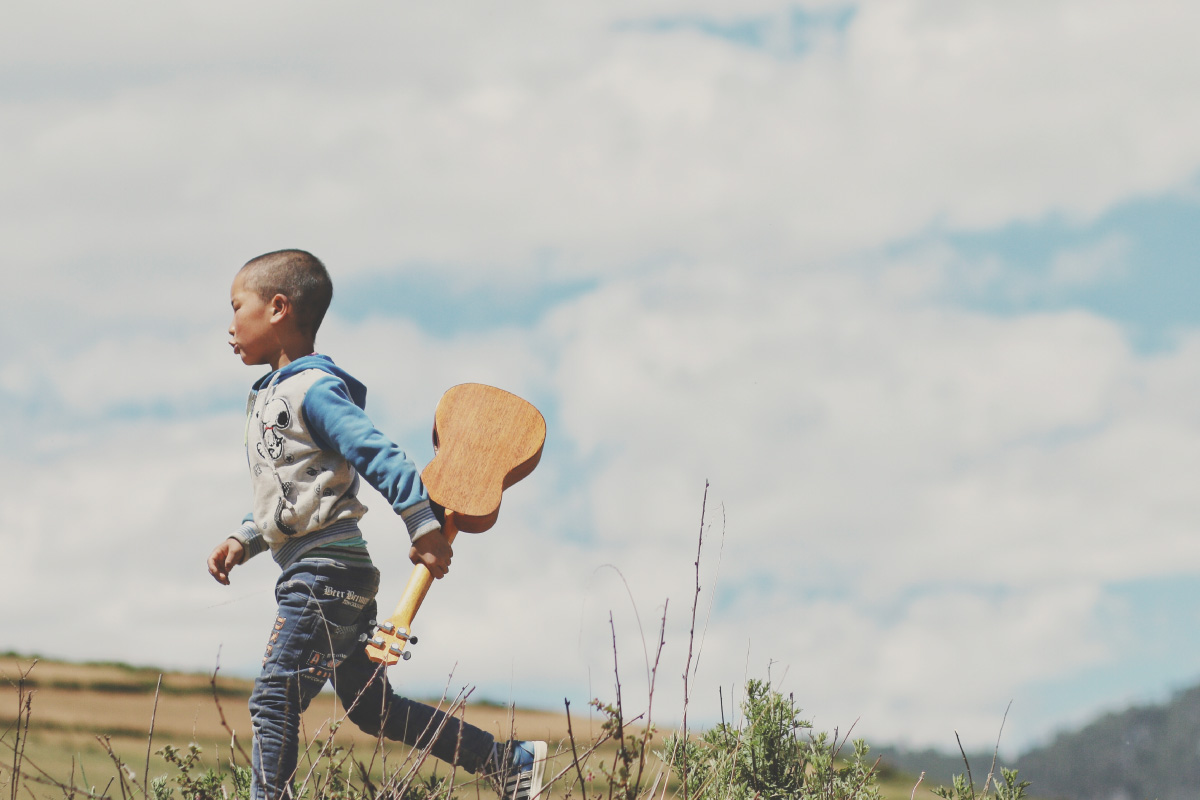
[527,740,547,799]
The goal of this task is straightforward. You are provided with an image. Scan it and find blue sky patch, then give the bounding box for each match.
[923,189,1200,352]
[615,5,856,55]
[1020,574,1200,748]
[334,269,598,337]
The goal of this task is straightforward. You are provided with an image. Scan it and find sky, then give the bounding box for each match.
[4,0,1200,757]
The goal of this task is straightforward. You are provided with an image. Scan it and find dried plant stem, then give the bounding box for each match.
[980,701,1013,798]
[691,503,725,681]
[544,731,614,800]
[9,660,36,800]
[911,771,926,800]
[209,655,253,767]
[954,732,975,799]
[143,675,162,797]
[0,762,108,800]
[679,480,709,800]
[606,612,624,800]
[563,699,588,797]
[631,605,668,798]
[850,756,882,798]
[96,735,140,799]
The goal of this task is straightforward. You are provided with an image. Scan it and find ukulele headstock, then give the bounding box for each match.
[363,620,419,666]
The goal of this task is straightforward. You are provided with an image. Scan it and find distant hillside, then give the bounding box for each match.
[879,683,1200,800]
[1013,684,1200,800]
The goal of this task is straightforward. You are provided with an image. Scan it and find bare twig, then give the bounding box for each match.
[0,713,122,800]
[910,771,926,800]
[607,612,623,800]
[718,685,726,732]
[981,701,1013,798]
[209,653,253,767]
[386,686,472,799]
[954,732,975,800]
[564,699,589,797]
[9,659,36,800]
[831,716,860,761]
[0,763,111,800]
[538,732,614,800]
[691,503,726,680]
[631,604,668,797]
[96,735,140,800]
[849,756,882,799]
[680,480,709,800]
[143,675,162,798]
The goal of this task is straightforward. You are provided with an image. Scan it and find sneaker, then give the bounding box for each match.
[494,740,547,800]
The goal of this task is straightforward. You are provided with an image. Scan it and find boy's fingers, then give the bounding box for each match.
[208,546,232,585]
[409,545,448,579]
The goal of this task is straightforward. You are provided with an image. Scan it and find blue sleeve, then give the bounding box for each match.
[301,375,440,540]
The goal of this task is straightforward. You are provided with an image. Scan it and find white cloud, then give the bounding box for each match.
[7,0,1200,294]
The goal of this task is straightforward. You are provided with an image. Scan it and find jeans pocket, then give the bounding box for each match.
[264,562,381,682]
[311,569,380,667]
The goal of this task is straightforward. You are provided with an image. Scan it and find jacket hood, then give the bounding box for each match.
[252,354,368,406]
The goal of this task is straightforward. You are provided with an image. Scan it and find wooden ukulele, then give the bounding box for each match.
[364,383,546,665]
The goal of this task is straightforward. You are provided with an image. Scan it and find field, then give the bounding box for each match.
[1,655,944,799]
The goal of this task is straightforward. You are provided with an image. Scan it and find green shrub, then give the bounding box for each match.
[662,678,881,800]
[932,767,1030,800]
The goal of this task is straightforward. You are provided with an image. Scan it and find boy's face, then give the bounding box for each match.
[228,270,278,366]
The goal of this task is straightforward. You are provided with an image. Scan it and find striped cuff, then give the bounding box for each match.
[228,521,268,561]
[402,500,441,541]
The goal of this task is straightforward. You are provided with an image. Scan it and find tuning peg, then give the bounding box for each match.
[409,635,419,645]
[379,621,396,634]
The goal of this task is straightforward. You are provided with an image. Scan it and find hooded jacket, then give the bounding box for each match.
[229,354,439,568]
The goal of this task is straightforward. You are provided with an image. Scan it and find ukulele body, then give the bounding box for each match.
[422,383,546,533]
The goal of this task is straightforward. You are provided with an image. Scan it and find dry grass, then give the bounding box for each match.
[0,654,610,792]
[0,654,941,800]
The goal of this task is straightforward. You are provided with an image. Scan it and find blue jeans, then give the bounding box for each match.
[248,559,496,800]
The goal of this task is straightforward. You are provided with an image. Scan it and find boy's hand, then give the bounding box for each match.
[409,529,453,579]
[208,538,246,585]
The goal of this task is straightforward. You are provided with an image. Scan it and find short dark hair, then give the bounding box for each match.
[240,249,334,336]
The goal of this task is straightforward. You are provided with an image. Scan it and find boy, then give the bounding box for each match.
[206,250,546,800]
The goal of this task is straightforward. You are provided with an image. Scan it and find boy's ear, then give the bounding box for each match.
[268,293,291,323]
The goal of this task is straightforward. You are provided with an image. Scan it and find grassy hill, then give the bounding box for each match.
[0,654,946,799]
